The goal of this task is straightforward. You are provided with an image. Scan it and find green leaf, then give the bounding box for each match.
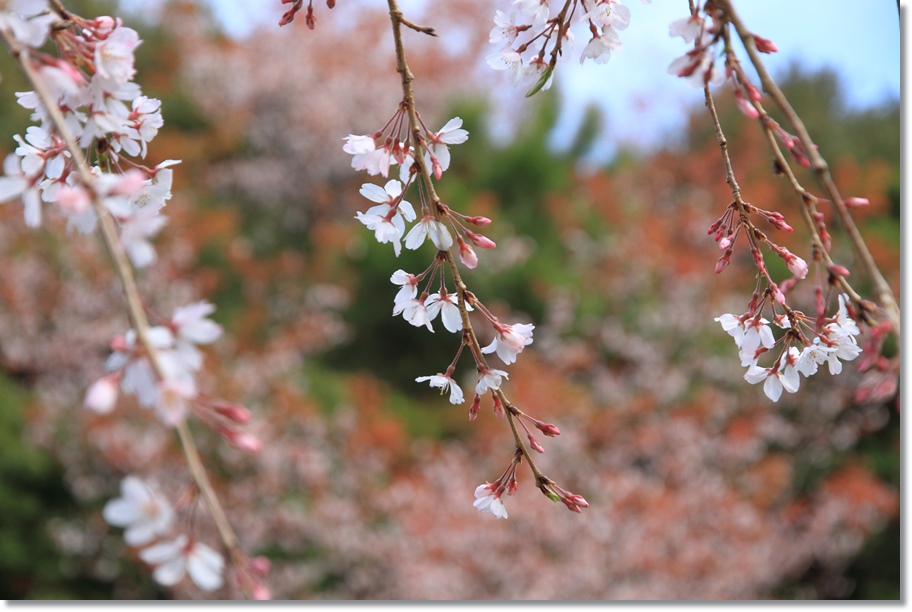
[525,65,554,98]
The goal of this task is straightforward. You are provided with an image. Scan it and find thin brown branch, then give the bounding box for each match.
[386,0,548,487]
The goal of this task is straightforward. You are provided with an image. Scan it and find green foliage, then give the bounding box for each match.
[0,375,118,599]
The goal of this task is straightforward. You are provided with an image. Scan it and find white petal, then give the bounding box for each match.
[187,544,225,591]
[763,375,783,402]
[139,537,185,565]
[152,558,186,587]
[359,183,389,203]
[103,498,143,527]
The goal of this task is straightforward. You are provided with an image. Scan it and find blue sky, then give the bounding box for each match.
[129,0,900,160]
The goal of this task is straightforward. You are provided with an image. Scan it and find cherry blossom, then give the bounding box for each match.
[102,476,175,547]
[425,289,470,333]
[668,14,703,43]
[482,322,534,365]
[404,216,453,251]
[390,269,419,314]
[0,151,44,227]
[744,349,800,402]
[84,373,120,413]
[475,367,509,395]
[486,48,524,86]
[794,341,834,378]
[155,377,196,427]
[94,25,141,85]
[581,1,631,31]
[120,205,168,268]
[579,31,620,65]
[424,117,468,175]
[512,0,549,29]
[415,373,465,404]
[0,0,56,48]
[489,10,519,44]
[399,296,434,332]
[821,333,863,375]
[473,482,508,519]
[139,535,225,592]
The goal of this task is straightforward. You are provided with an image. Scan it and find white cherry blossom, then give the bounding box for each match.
[0,0,56,48]
[404,216,453,251]
[486,48,524,86]
[475,368,509,395]
[103,476,174,546]
[425,290,471,333]
[424,117,468,175]
[474,483,508,519]
[482,322,534,365]
[139,535,225,591]
[744,349,800,402]
[489,10,519,44]
[416,373,464,404]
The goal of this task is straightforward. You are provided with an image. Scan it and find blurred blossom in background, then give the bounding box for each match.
[0,0,899,600]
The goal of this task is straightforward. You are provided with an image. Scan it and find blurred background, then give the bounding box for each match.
[0,0,899,600]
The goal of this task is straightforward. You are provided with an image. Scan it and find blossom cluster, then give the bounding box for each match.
[103,476,226,592]
[486,0,650,95]
[341,94,590,519]
[716,295,862,402]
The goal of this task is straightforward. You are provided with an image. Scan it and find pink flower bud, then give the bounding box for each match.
[493,396,504,421]
[529,435,545,454]
[326,0,335,7]
[746,82,762,101]
[465,216,492,227]
[305,6,316,29]
[734,89,759,119]
[431,156,443,180]
[250,556,271,576]
[827,264,850,277]
[252,585,271,601]
[84,374,119,413]
[779,277,796,294]
[221,429,262,453]
[469,394,481,421]
[715,252,731,274]
[753,35,778,53]
[213,402,252,423]
[770,283,786,304]
[567,493,589,508]
[535,422,561,437]
[457,236,478,269]
[466,231,496,249]
[782,251,808,279]
[843,197,869,208]
[718,236,732,250]
[92,16,117,34]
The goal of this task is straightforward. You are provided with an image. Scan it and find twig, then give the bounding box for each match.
[714,0,900,338]
[386,0,548,487]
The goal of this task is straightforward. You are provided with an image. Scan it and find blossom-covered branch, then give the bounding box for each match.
[663,0,897,403]
[0,2,266,597]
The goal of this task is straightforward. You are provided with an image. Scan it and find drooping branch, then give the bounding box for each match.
[0,26,240,560]
[714,0,900,338]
